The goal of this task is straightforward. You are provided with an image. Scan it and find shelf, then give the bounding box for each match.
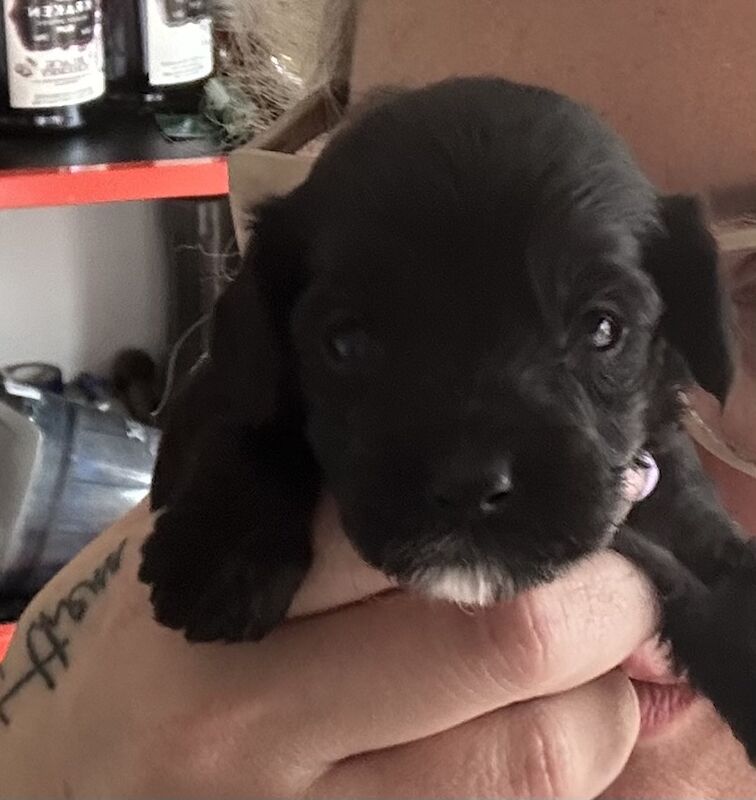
[0,108,229,210]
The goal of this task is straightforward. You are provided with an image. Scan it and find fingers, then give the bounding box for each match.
[243,550,655,763]
[314,670,640,799]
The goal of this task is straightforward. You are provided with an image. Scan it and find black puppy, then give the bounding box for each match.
[140,77,756,759]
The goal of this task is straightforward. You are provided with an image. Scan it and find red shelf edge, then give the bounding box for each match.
[0,156,229,209]
[0,623,15,661]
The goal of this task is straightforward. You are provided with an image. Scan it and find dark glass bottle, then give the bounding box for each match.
[0,0,105,130]
[103,0,213,113]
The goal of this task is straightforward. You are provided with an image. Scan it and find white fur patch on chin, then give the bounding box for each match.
[412,565,512,607]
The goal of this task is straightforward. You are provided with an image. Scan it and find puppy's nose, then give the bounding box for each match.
[432,460,513,517]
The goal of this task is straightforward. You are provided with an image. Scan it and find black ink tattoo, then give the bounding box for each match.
[0,539,127,726]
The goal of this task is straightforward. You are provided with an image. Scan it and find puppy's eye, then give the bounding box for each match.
[324,321,372,366]
[584,311,624,351]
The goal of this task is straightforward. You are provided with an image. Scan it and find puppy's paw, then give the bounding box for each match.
[146,554,307,643]
[709,655,756,766]
[732,708,756,767]
[139,510,310,642]
[665,572,756,765]
[711,575,756,766]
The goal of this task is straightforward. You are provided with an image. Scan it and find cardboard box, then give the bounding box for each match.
[228,149,314,252]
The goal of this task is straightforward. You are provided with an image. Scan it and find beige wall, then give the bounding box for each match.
[351,1,756,196]
[0,202,167,377]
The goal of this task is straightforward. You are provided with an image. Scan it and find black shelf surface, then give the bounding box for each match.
[0,106,225,170]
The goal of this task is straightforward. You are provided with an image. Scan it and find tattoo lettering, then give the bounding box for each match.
[0,539,127,726]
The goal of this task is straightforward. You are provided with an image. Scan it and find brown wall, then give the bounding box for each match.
[351,0,756,196]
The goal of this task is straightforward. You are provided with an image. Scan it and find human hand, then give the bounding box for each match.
[0,471,654,798]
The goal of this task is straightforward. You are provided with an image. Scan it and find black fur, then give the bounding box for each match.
[139,78,756,760]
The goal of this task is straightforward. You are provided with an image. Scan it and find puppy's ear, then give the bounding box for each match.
[209,194,307,423]
[644,195,733,402]
[144,192,319,642]
[151,193,307,508]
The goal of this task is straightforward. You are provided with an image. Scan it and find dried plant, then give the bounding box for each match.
[210,0,356,145]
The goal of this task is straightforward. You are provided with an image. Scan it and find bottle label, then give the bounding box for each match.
[3,0,105,109]
[144,0,212,87]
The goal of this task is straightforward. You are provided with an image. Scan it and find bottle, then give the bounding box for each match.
[104,0,213,112]
[0,0,105,130]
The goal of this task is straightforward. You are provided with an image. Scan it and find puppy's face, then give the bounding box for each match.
[284,82,667,601]
[194,79,727,609]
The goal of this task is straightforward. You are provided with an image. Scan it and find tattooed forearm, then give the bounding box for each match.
[0,538,128,726]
